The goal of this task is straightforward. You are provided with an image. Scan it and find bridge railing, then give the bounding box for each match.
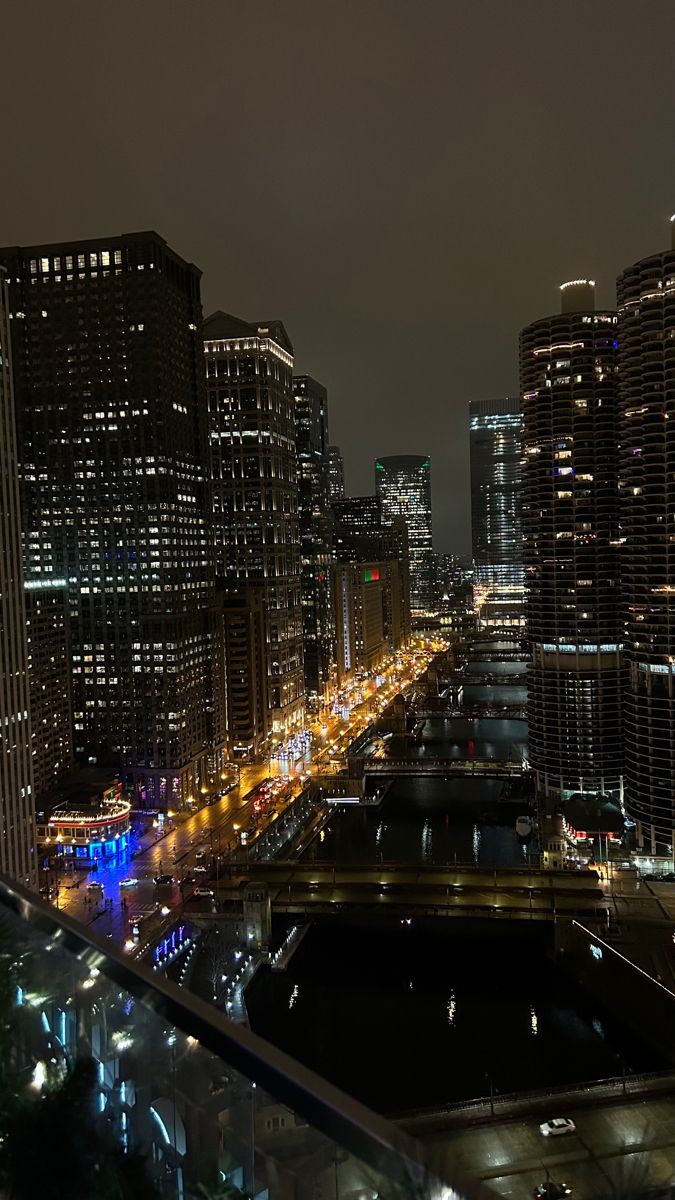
[391,1068,675,1130]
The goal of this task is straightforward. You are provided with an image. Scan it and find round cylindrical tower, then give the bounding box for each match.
[520,282,622,799]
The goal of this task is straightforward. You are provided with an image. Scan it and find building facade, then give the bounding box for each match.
[0,234,225,811]
[25,579,73,805]
[293,375,333,705]
[327,445,345,501]
[204,312,304,739]
[618,220,675,852]
[0,267,36,885]
[333,497,411,648]
[521,280,622,800]
[469,398,525,628]
[220,587,269,758]
[375,455,433,611]
[332,562,386,683]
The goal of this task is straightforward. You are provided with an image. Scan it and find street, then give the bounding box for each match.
[430,1094,675,1199]
[46,639,443,953]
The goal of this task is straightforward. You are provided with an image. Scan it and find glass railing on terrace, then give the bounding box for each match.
[0,872,487,1200]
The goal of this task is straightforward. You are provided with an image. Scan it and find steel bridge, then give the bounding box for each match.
[218,862,606,923]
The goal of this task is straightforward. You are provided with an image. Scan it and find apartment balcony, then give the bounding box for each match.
[0,872,483,1200]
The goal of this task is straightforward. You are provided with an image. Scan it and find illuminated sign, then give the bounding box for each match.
[363,567,380,582]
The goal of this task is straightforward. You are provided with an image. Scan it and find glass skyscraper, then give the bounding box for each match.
[375,454,432,610]
[469,398,525,628]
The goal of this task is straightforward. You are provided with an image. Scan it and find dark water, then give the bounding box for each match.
[401,716,528,762]
[463,683,528,705]
[246,920,663,1114]
[306,777,534,868]
[467,660,528,676]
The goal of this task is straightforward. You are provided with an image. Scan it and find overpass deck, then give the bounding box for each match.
[360,759,525,777]
[220,863,606,922]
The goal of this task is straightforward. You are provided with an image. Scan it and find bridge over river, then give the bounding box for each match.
[218,862,607,922]
[359,758,525,778]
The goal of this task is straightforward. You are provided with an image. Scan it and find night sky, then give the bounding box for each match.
[2,1,675,554]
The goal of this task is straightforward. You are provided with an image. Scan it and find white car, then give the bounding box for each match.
[540,1118,576,1138]
[193,886,215,898]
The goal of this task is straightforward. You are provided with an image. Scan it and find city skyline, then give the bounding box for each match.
[3,1,675,555]
[4,8,675,1196]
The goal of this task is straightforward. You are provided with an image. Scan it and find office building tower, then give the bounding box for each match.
[332,495,383,554]
[333,498,411,650]
[618,219,675,852]
[469,398,525,628]
[293,375,333,704]
[327,445,345,501]
[521,279,622,800]
[375,454,433,610]
[204,312,304,737]
[220,587,269,758]
[0,268,36,885]
[25,579,73,804]
[332,563,386,683]
[0,233,225,811]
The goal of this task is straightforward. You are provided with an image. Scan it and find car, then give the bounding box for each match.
[195,849,207,861]
[534,1185,571,1200]
[539,1118,576,1138]
[154,873,174,886]
[87,882,104,892]
[119,877,138,888]
[192,886,215,898]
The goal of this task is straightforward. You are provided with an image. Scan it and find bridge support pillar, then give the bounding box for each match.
[243,884,271,951]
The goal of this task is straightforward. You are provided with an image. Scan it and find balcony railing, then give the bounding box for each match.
[0,871,492,1200]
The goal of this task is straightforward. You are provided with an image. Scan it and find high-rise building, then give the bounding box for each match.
[25,579,73,804]
[332,562,386,683]
[219,586,269,758]
[0,267,36,885]
[293,375,333,704]
[332,495,383,554]
[375,455,433,610]
[521,280,622,800]
[204,312,304,738]
[333,498,411,650]
[469,398,525,628]
[327,445,345,501]
[0,233,225,811]
[618,219,675,852]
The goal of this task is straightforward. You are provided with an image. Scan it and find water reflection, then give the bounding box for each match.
[246,922,664,1113]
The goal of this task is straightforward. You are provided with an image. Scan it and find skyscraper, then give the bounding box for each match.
[618,219,675,853]
[332,562,386,683]
[327,445,345,501]
[293,375,333,704]
[375,455,433,611]
[521,280,622,800]
[25,579,73,805]
[0,267,36,885]
[469,398,525,628]
[332,497,411,650]
[204,312,305,738]
[0,233,224,811]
